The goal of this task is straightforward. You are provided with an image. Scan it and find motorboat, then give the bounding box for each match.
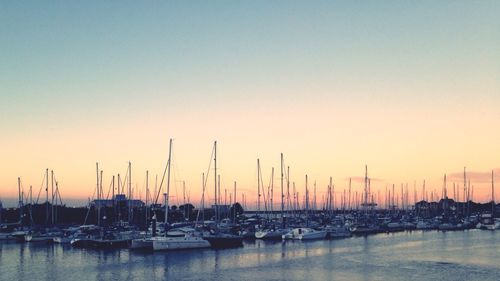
[283,228,327,240]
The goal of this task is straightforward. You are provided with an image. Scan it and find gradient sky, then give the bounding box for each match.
[1,1,499,208]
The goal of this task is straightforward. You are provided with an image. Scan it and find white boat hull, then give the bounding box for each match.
[284,228,327,240]
[299,230,327,240]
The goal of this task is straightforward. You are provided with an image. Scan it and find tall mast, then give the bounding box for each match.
[329,177,333,215]
[183,181,186,206]
[492,170,495,217]
[29,185,32,226]
[128,161,132,223]
[214,141,217,223]
[100,170,103,224]
[45,168,49,225]
[165,138,173,225]
[18,177,22,223]
[145,171,148,222]
[364,165,368,213]
[348,178,351,211]
[305,174,308,225]
[96,162,100,227]
[117,173,121,221]
[51,170,54,225]
[257,159,261,214]
[463,167,466,215]
[112,175,115,223]
[233,181,237,222]
[280,153,284,226]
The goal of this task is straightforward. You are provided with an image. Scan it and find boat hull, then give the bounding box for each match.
[130,238,154,250]
[152,237,210,251]
[255,230,283,241]
[25,234,56,243]
[204,235,243,249]
[299,230,327,240]
[71,238,130,249]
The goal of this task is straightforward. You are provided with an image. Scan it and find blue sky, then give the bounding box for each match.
[1,1,499,206]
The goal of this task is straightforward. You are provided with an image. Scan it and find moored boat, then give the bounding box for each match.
[283,228,327,240]
[152,235,210,251]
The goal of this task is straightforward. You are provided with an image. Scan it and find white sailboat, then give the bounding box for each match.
[149,139,210,251]
[282,227,327,240]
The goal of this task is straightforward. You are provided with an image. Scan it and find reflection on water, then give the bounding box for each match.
[0,230,499,281]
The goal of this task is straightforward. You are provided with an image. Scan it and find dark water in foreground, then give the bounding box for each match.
[1,230,499,281]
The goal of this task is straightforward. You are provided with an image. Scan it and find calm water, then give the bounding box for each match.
[1,230,499,281]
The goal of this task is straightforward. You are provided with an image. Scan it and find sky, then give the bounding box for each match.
[1,1,499,208]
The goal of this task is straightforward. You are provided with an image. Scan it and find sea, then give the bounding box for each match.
[0,230,498,281]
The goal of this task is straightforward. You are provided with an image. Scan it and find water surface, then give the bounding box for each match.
[1,230,498,281]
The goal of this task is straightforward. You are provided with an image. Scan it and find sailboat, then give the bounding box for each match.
[71,163,132,249]
[151,139,211,251]
[202,141,243,249]
[255,154,290,241]
[477,170,499,230]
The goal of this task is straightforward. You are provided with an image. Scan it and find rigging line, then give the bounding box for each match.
[105,176,113,200]
[259,162,266,214]
[35,171,47,204]
[201,143,215,204]
[204,143,215,191]
[195,144,216,224]
[154,152,170,206]
[83,187,97,225]
[56,184,63,206]
[171,150,180,207]
[52,174,63,205]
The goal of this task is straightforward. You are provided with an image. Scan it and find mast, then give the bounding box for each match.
[463,167,466,216]
[29,185,33,226]
[305,174,309,225]
[214,141,217,223]
[128,161,132,224]
[492,170,495,217]
[257,159,261,214]
[329,177,333,215]
[234,181,237,222]
[145,171,148,223]
[348,178,351,211]
[45,168,49,225]
[364,165,368,213]
[96,162,100,227]
[51,170,54,225]
[117,173,121,221]
[18,177,22,223]
[165,138,173,226]
[280,153,284,226]
[183,180,186,207]
[163,192,168,228]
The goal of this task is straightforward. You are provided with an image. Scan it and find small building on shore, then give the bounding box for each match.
[90,194,144,208]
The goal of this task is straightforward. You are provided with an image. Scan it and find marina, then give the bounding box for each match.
[0,230,498,281]
[1,1,499,280]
